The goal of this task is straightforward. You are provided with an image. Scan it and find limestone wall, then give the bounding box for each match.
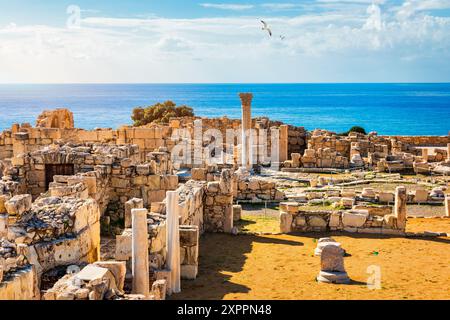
[203,169,234,233]
[383,136,450,146]
[279,202,405,235]
[235,177,285,202]
[0,265,40,300]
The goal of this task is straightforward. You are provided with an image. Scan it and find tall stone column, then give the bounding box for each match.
[445,194,450,218]
[394,186,407,229]
[166,190,181,294]
[131,208,149,297]
[447,143,450,161]
[239,93,253,170]
[279,125,289,163]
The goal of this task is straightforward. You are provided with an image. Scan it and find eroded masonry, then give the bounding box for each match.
[0,93,449,299]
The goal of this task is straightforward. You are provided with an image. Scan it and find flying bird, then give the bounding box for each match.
[280,35,285,40]
[261,20,272,37]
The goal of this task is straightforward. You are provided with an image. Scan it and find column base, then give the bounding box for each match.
[317,271,350,284]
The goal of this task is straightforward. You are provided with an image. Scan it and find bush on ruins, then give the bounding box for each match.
[339,126,367,136]
[131,101,194,126]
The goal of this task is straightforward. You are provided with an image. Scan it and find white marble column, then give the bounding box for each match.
[131,208,149,297]
[394,186,407,229]
[239,93,253,170]
[166,190,181,294]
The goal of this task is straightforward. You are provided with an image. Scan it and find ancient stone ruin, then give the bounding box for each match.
[0,92,449,299]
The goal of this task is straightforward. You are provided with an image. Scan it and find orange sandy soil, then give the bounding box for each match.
[172,218,450,300]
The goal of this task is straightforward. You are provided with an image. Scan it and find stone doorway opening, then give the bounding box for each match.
[45,164,75,190]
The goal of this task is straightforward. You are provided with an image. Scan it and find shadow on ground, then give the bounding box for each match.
[170,233,303,300]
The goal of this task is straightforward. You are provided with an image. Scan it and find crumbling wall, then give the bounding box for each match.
[235,177,285,202]
[36,109,74,129]
[2,195,101,280]
[203,169,234,233]
[279,202,405,235]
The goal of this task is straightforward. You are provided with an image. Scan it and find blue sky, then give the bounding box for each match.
[1,0,450,83]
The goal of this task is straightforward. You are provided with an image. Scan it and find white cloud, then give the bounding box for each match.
[261,3,303,10]
[200,3,254,10]
[1,3,450,83]
[395,0,450,20]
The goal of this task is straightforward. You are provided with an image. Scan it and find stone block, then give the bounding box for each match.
[233,205,242,222]
[5,194,32,216]
[414,189,429,203]
[308,216,327,228]
[279,212,293,233]
[115,229,132,261]
[377,192,394,203]
[342,210,369,228]
[329,212,341,228]
[93,261,126,292]
[191,168,207,181]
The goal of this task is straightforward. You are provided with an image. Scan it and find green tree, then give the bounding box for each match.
[131,101,194,126]
[347,126,367,135]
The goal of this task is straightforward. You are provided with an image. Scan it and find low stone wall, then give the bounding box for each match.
[203,169,234,233]
[235,177,285,202]
[279,202,405,235]
[384,136,450,147]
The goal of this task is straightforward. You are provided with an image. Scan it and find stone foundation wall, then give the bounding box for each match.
[384,136,450,146]
[203,169,234,233]
[279,202,405,235]
[235,177,285,202]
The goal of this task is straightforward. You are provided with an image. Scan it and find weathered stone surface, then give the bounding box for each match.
[308,216,327,228]
[233,205,242,222]
[342,210,368,228]
[93,261,126,292]
[320,245,346,272]
[394,186,407,230]
[35,109,74,129]
[315,237,342,256]
[414,189,429,203]
[151,279,167,300]
[279,212,293,233]
[4,194,32,216]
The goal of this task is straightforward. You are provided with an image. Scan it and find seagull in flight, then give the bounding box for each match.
[261,20,272,37]
[279,35,285,40]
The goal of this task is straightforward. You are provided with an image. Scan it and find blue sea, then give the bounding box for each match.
[0,83,449,135]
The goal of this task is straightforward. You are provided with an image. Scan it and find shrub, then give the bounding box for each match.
[131,101,194,126]
[348,126,367,134]
[339,126,367,136]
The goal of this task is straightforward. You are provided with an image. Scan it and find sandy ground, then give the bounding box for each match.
[99,206,450,300]
[172,217,450,300]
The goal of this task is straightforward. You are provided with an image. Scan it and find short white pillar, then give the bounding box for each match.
[166,191,181,294]
[131,208,149,297]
